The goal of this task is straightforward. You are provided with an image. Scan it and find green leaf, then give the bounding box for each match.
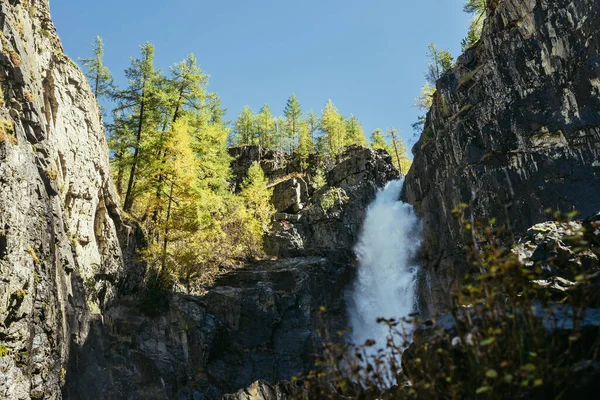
[485,369,498,378]
[521,363,536,372]
[480,337,496,346]
[476,386,490,394]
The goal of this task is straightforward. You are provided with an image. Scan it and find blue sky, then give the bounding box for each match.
[50,0,470,151]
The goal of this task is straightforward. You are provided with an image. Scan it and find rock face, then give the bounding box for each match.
[64,258,352,399]
[263,146,401,259]
[0,2,142,399]
[405,0,600,317]
[270,177,309,213]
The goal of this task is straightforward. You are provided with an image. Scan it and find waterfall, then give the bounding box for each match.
[348,179,422,353]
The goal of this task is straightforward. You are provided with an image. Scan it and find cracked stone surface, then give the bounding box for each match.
[405,0,600,317]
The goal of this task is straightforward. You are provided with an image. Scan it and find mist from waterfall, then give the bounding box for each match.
[348,179,422,354]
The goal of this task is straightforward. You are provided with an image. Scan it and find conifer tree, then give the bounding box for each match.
[113,42,161,212]
[283,94,302,153]
[370,128,387,150]
[305,111,320,144]
[462,0,486,51]
[239,162,274,256]
[296,120,314,170]
[320,100,346,158]
[344,115,367,147]
[79,36,114,100]
[233,106,256,146]
[255,105,276,149]
[425,43,454,85]
[387,128,411,176]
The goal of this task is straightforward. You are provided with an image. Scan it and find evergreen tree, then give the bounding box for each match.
[283,94,302,153]
[344,115,367,147]
[79,36,114,100]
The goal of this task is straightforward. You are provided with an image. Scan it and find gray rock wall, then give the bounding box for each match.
[0,1,141,398]
[405,0,600,317]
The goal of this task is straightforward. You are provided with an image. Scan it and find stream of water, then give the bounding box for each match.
[348,179,422,354]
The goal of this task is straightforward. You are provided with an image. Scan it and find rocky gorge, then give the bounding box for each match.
[0,0,599,398]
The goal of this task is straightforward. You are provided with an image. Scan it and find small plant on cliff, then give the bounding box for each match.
[0,119,17,145]
[320,187,349,211]
[44,166,59,181]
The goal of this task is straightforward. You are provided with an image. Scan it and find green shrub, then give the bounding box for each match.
[0,119,16,145]
[320,187,348,211]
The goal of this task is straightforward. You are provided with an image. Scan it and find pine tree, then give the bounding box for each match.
[283,94,302,153]
[344,115,367,147]
[320,99,346,158]
[79,36,114,100]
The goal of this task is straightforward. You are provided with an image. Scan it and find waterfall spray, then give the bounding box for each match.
[348,179,422,354]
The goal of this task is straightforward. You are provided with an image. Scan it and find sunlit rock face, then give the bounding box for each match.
[405,0,600,317]
[0,1,142,398]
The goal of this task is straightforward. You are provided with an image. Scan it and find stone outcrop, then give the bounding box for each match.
[64,257,352,399]
[264,146,401,259]
[270,177,309,213]
[0,1,142,399]
[405,0,600,317]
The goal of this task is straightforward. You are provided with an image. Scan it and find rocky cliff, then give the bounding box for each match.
[230,145,401,260]
[0,1,143,398]
[405,0,600,317]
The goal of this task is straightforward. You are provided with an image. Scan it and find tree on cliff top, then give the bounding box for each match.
[79,36,114,101]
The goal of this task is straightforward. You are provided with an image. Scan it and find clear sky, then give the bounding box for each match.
[49,0,471,151]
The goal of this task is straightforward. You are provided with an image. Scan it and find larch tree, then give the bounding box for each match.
[113,42,161,213]
[370,128,388,150]
[345,115,367,147]
[320,99,346,158]
[387,128,412,176]
[283,94,302,153]
[233,106,256,146]
[462,0,487,51]
[255,105,276,149]
[150,54,208,225]
[296,120,314,170]
[239,162,274,256]
[79,36,114,101]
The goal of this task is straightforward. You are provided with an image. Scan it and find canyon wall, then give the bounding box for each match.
[0,1,143,398]
[405,0,600,316]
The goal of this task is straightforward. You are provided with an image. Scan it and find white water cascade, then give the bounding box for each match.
[348,179,422,353]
